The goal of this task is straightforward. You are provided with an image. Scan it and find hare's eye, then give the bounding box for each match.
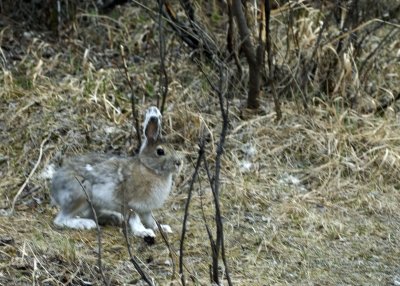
[156,147,165,156]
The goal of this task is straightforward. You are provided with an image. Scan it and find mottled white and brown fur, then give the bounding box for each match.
[50,106,182,238]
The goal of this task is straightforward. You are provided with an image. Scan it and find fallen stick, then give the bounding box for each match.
[6,137,48,216]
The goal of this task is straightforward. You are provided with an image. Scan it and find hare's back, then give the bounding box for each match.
[51,153,127,207]
[64,153,113,168]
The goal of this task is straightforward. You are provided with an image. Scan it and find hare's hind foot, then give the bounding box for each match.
[54,212,96,230]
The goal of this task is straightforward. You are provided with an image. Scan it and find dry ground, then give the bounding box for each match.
[1,3,400,286]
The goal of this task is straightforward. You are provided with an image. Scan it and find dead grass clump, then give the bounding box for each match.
[269,1,400,112]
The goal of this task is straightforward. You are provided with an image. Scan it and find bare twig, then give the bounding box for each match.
[123,228,154,285]
[264,0,281,120]
[121,198,154,286]
[301,10,330,104]
[56,0,61,36]
[152,216,196,284]
[197,63,232,286]
[200,156,218,261]
[212,67,233,286]
[74,177,109,286]
[120,45,142,151]
[179,0,195,21]
[359,27,398,75]
[6,137,48,216]
[160,1,217,60]
[179,136,206,286]
[327,19,400,46]
[157,0,169,114]
[336,0,359,55]
[153,216,177,282]
[226,0,243,79]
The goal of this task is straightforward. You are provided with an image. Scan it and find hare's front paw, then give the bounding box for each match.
[134,228,156,238]
[129,213,156,238]
[160,224,173,234]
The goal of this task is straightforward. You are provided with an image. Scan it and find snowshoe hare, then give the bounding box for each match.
[50,106,182,238]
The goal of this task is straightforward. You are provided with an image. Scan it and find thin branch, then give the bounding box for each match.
[74,177,109,286]
[231,0,256,64]
[327,19,400,45]
[179,136,206,286]
[197,63,232,286]
[157,0,169,114]
[359,27,398,75]
[336,0,359,54]
[178,0,218,60]
[300,9,330,100]
[152,215,176,282]
[264,0,282,120]
[152,215,197,284]
[6,137,48,216]
[201,156,217,254]
[161,1,217,60]
[121,184,154,286]
[226,0,243,78]
[179,0,195,21]
[212,66,232,286]
[122,210,155,286]
[120,45,142,152]
[132,0,219,61]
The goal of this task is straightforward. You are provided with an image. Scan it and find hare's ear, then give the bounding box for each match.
[142,106,162,146]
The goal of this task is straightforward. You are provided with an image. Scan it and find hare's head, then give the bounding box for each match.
[139,106,182,175]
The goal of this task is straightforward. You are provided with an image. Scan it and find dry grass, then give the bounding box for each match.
[1,2,400,285]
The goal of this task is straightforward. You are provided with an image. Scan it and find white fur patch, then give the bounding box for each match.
[104,126,117,134]
[241,143,257,157]
[91,181,117,209]
[129,214,155,238]
[85,164,94,171]
[40,164,56,179]
[160,224,172,233]
[146,106,162,120]
[54,213,96,230]
[278,173,307,192]
[117,166,124,182]
[239,160,253,173]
